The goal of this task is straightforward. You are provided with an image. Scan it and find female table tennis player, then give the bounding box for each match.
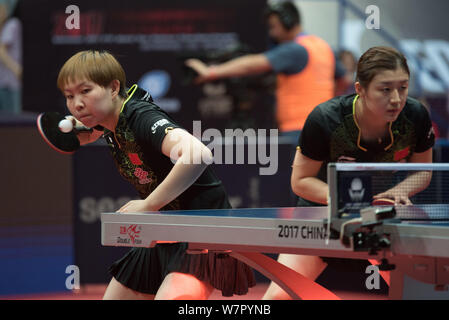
[57,50,255,299]
[263,46,435,299]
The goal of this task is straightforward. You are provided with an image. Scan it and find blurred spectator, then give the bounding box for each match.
[335,49,357,96]
[186,2,347,145]
[0,0,22,114]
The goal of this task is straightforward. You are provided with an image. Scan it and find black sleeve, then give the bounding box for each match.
[414,103,435,153]
[131,105,183,153]
[299,107,331,161]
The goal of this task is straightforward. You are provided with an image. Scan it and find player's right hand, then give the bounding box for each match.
[373,190,412,205]
[185,59,213,84]
[65,115,104,146]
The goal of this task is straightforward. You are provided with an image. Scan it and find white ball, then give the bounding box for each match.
[58,119,73,133]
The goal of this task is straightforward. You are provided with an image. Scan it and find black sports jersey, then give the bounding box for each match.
[299,94,435,182]
[103,84,228,210]
[103,85,254,297]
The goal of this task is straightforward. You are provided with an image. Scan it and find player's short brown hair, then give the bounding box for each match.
[57,50,127,98]
[356,46,410,88]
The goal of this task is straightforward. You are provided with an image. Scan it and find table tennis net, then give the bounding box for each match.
[328,163,449,220]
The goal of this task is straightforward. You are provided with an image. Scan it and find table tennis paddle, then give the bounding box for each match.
[372,198,396,206]
[37,112,89,154]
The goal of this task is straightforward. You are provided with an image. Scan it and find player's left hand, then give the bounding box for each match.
[117,200,155,213]
[373,189,412,205]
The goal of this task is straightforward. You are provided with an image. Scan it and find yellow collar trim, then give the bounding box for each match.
[352,95,394,152]
[120,84,138,113]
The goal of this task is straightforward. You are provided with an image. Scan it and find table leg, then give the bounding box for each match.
[230,251,341,300]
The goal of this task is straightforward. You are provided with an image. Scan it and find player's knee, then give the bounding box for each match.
[103,277,155,300]
[168,294,201,300]
[262,289,292,300]
[156,272,213,300]
[262,283,292,300]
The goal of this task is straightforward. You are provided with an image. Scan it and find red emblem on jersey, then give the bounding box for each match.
[394,146,410,161]
[134,167,152,184]
[128,153,143,165]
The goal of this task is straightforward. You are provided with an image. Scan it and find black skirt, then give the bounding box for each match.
[109,242,256,297]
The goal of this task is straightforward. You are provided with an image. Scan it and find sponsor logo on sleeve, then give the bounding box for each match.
[151,119,170,134]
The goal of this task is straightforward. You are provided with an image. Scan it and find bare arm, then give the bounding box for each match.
[373,148,433,204]
[291,150,328,205]
[185,54,272,83]
[119,128,213,212]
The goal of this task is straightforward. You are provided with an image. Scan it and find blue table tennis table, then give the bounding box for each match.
[101,205,449,300]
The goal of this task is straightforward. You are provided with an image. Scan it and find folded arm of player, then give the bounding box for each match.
[118,128,213,213]
[291,150,328,205]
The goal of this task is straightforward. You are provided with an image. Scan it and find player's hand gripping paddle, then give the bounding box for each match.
[372,198,396,206]
[37,112,92,154]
